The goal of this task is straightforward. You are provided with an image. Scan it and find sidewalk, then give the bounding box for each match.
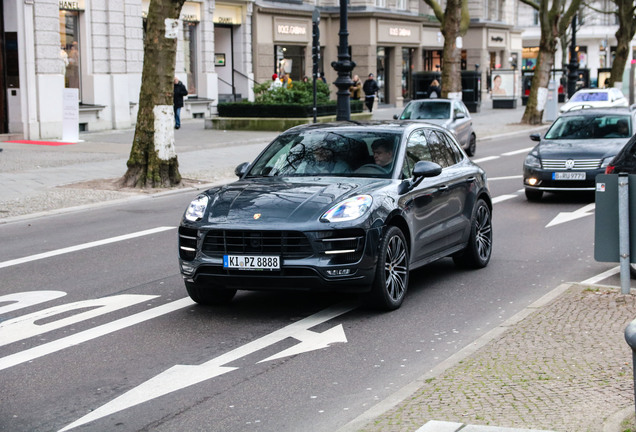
[0,99,540,220]
[2,99,634,432]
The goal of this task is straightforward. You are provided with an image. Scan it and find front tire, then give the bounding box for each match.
[466,134,476,157]
[525,188,543,201]
[185,280,237,305]
[369,226,409,311]
[453,199,492,269]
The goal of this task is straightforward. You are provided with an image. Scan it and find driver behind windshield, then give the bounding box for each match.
[371,139,394,172]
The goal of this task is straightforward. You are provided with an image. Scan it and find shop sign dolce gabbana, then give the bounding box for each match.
[59,0,84,10]
[377,21,420,44]
[274,18,310,43]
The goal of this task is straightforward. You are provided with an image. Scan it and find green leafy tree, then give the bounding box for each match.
[520,0,582,124]
[121,0,185,188]
[422,0,470,98]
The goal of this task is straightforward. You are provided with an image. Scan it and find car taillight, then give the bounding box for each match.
[605,165,616,174]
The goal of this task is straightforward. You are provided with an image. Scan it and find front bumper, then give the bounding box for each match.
[523,167,602,192]
[178,225,383,293]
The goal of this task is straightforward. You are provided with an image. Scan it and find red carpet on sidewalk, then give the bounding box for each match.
[4,140,76,146]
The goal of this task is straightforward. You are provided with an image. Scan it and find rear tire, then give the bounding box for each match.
[453,199,492,269]
[185,280,237,305]
[525,188,543,201]
[369,226,409,311]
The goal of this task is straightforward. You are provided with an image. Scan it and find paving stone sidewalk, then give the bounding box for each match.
[358,284,636,432]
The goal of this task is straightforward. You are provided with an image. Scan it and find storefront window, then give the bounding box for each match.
[275,45,306,82]
[401,48,414,101]
[423,50,442,72]
[59,9,81,101]
[183,21,198,95]
[377,47,386,104]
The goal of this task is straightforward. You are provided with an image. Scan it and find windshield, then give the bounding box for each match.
[544,114,631,140]
[247,130,401,178]
[571,92,609,102]
[400,102,450,120]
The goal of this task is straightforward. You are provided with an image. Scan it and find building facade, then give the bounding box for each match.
[4,0,631,140]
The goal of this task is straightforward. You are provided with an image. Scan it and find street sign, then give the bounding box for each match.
[594,174,636,263]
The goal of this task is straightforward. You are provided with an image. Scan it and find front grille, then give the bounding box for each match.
[542,159,601,170]
[179,226,198,261]
[202,230,313,259]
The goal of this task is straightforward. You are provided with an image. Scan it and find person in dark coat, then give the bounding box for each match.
[362,73,380,112]
[173,77,188,129]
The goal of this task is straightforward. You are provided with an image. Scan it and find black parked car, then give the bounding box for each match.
[523,107,636,200]
[179,122,492,310]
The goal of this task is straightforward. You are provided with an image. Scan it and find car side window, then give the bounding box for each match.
[437,131,464,163]
[426,130,457,168]
[402,130,432,178]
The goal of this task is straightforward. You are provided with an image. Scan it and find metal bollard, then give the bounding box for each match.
[625,319,636,421]
[619,174,631,295]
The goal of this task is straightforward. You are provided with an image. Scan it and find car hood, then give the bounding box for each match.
[203,177,390,224]
[416,118,453,129]
[537,138,629,159]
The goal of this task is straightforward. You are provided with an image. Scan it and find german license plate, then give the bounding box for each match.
[223,255,280,270]
[553,172,586,180]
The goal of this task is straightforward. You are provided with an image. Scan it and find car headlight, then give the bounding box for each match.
[321,195,373,222]
[185,195,209,221]
[524,153,542,169]
[601,156,615,169]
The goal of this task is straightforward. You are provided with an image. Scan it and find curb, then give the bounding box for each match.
[335,282,575,432]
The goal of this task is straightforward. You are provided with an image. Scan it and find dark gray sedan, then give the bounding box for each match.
[179,121,492,311]
[523,107,636,200]
[394,98,477,156]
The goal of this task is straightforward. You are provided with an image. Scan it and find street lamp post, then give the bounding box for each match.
[567,14,579,99]
[330,0,356,121]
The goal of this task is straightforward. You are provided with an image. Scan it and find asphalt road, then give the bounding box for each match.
[0,129,622,432]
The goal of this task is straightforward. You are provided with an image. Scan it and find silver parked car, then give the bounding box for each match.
[394,98,477,156]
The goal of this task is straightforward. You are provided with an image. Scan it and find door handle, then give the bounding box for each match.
[438,185,448,191]
[465,177,476,183]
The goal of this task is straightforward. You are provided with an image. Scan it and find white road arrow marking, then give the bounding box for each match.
[259,324,348,363]
[59,302,355,432]
[546,203,595,228]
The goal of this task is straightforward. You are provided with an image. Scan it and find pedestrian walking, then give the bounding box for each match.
[173,77,188,129]
[362,73,379,112]
[427,79,441,98]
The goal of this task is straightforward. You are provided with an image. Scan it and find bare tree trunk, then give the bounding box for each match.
[121,0,185,188]
[610,0,636,87]
[522,46,554,124]
[440,0,463,99]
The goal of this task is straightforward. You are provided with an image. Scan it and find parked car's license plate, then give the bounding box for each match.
[553,172,586,180]
[223,255,280,270]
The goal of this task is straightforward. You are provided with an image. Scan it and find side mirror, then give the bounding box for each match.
[455,112,465,120]
[413,160,442,179]
[530,133,541,142]
[393,114,399,120]
[235,162,250,177]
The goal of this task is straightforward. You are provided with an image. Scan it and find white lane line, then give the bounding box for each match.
[502,147,534,156]
[472,156,500,163]
[0,226,175,269]
[581,266,620,285]
[492,194,518,204]
[488,175,523,181]
[0,297,195,372]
